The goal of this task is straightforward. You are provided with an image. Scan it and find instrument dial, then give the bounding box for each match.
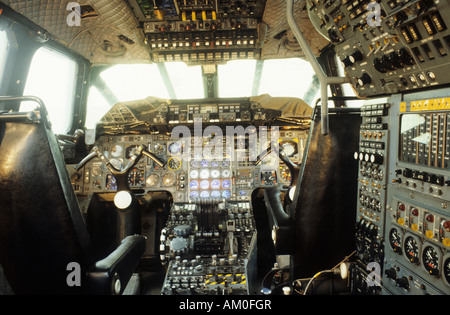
[105,174,117,191]
[422,245,440,276]
[128,167,145,187]
[189,180,199,190]
[146,173,160,187]
[211,179,221,190]
[168,157,181,171]
[189,169,199,179]
[261,170,277,185]
[200,169,210,179]
[443,256,450,285]
[222,179,231,189]
[222,190,231,199]
[111,145,123,158]
[211,190,221,198]
[222,169,231,178]
[200,159,209,167]
[162,174,176,186]
[211,169,220,178]
[389,228,403,254]
[404,235,420,264]
[200,180,210,190]
[168,142,181,154]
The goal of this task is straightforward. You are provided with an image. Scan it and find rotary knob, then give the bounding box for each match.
[170,237,188,255]
[357,73,372,86]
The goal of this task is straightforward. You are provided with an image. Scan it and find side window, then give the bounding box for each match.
[22,47,78,134]
[0,30,9,83]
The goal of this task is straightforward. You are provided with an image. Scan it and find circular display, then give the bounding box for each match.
[222,169,231,178]
[222,190,231,199]
[146,173,160,187]
[189,180,199,190]
[162,173,176,186]
[190,191,199,198]
[211,169,220,178]
[211,160,220,167]
[211,179,221,190]
[128,168,145,187]
[200,159,209,167]
[110,158,123,170]
[443,257,450,285]
[222,160,230,167]
[200,191,210,198]
[422,245,440,276]
[211,190,221,198]
[404,236,420,264]
[168,157,181,171]
[189,169,199,179]
[222,179,231,189]
[190,160,200,168]
[200,169,210,179]
[200,180,210,190]
[389,228,402,254]
[105,174,117,191]
[168,142,181,154]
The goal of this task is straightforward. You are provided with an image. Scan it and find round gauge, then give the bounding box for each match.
[110,158,123,170]
[200,169,210,179]
[128,168,145,187]
[222,169,231,178]
[404,235,420,264]
[189,169,199,179]
[222,179,231,189]
[189,180,199,190]
[443,256,450,285]
[105,174,117,191]
[162,173,176,186]
[200,180,210,190]
[211,169,220,178]
[200,191,210,198]
[422,245,440,276]
[168,157,181,171]
[389,228,403,254]
[211,160,220,167]
[190,160,200,168]
[168,142,181,154]
[190,191,199,198]
[211,179,221,190]
[280,166,291,182]
[211,190,221,198]
[146,173,160,187]
[280,140,298,157]
[222,160,230,167]
[111,145,123,158]
[201,159,209,167]
[261,171,277,185]
[222,190,231,199]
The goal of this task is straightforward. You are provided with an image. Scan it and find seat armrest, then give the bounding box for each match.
[87,235,146,295]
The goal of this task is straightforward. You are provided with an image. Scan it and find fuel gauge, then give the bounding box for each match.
[404,235,420,264]
[389,228,403,254]
[422,244,441,276]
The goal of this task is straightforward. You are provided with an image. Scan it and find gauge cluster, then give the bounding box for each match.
[68,128,307,203]
[384,194,450,294]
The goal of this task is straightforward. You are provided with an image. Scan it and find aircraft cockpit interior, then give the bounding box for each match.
[0,0,450,300]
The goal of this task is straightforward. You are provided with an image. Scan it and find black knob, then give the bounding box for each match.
[357,73,372,86]
[349,49,363,64]
[370,153,383,164]
[396,276,409,290]
[385,268,397,280]
[342,56,353,68]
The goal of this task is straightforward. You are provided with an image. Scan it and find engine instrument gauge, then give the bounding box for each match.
[211,190,221,198]
[105,174,117,191]
[162,173,176,186]
[404,235,420,264]
[201,159,209,167]
[168,142,181,154]
[222,169,231,178]
[190,160,200,168]
[200,191,210,198]
[111,145,123,158]
[189,180,199,190]
[146,173,160,187]
[211,169,220,178]
[422,245,440,276]
[222,179,231,189]
[190,191,199,198]
[389,228,403,254]
[189,169,199,179]
[211,179,221,190]
[200,180,210,190]
[222,190,231,199]
[128,167,145,187]
[200,169,210,179]
[168,157,181,171]
[443,256,450,285]
[261,170,277,185]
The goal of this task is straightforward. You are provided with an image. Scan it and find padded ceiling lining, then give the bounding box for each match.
[2,0,330,64]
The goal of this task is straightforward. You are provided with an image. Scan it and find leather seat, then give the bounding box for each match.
[0,100,145,294]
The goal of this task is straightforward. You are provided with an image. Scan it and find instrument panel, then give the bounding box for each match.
[69,128,307,203]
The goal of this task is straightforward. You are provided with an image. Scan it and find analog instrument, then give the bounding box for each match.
[404,235,420,264]
[222,169,231,178]
[200,169,210,179]
[168,157,181,171]
[128,167,145,187]
[110,158,123,170]
[280,140,298,157]
[222,179,231,189]
[211,179,221,190]
[388,228,403,254]
[200,180,210,190]
[211,160,220,167]
[443,256,450,285]
[146,173,160,187]
[201,159,209,167]
[105,174,117,191]
[261,170,277,185]
[162,173,176,186]
[211,169,220,178]
[222,190,231,199]
[168,142,181,154]
[211,190,221,198]
[189,191,199,198]
[111,145,123,158]
[189,180,199,190]
[422,245,440,276]
[126,145,140,159]
[200,191,210,198]
[190,160,200,168]
[189,169,199,179]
